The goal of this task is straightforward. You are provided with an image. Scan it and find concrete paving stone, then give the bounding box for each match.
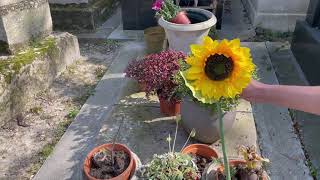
[33,41,146,180]
[108,24,144,41]
[266,41,320,179]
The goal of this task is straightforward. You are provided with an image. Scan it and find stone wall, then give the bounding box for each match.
[0,32,81,127]
[0,0,52,54]
[242,0,310,31]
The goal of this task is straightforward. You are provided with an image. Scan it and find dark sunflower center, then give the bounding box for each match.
[204,54,234,81]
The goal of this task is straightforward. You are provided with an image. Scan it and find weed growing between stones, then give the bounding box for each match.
[250,27,293,42]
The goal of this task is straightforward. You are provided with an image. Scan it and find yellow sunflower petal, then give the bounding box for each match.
[186,56,203,66]
[228,38,240,48]
[190,44,206,58]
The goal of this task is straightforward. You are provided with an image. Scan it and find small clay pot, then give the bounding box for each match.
[181,144,219,159]
[83,143,135,180]
[159,97,181,116]
[170,11,191,24]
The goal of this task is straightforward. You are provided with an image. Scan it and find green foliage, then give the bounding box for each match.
[0,37,56,83]
[94,66,106,79]
[104,39,119,47]
[29,106,43,115]
[157,0,181,21]
[67,108,80,119]
[307,160,318,178]
[253,27,292,42]
[39,143,54,158]
[141,153,198,180]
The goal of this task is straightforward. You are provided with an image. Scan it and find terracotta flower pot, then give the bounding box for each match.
[159,97,181,116]
[170,11,191,24]
[138,82,147,92]
[181,144,219,159]
[83,143,135,180]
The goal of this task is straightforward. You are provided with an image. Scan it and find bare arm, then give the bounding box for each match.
[241,80,320,115]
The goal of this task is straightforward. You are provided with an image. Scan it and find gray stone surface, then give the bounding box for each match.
[0,0,52,53]
[242,0,310,31]
[49,0,118,31]
[33,41,146,180]
[291,20,320,85]
[49,0,89,4]
[217,0,255,40]
[76,7,121,40]
[108,24,144,41]
[267,42,320,179]
[0,32,80,127]
[244,42,312,179]
[0,0,24,6]
[121,0,158,30]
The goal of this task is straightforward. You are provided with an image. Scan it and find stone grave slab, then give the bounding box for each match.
[0,0,52,54]
[34,42,312,179]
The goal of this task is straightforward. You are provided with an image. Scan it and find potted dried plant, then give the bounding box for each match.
[125,50,186,116]
[153,0,217,53]
[137,116,219,179]
[205,145,270,180]
[83,118,136,180]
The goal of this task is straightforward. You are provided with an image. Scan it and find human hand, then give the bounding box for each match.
[241,79,266,103]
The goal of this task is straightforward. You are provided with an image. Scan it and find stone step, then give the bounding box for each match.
[49,0,119,31]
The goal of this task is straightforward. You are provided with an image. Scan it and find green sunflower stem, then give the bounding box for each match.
[217,102,231,180]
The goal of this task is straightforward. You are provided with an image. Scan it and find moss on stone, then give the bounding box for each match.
[0,37,56,83]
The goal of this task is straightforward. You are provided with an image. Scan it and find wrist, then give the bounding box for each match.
[253,81,271,102]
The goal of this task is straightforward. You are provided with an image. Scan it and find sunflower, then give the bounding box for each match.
[182,36,255,104]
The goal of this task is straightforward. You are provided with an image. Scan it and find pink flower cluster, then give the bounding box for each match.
[152,0,164,11]
[125,50,186,101]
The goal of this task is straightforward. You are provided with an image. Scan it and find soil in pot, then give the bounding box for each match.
[190,154,213,176]
[186,10,209,24]
[89,148,130,179]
